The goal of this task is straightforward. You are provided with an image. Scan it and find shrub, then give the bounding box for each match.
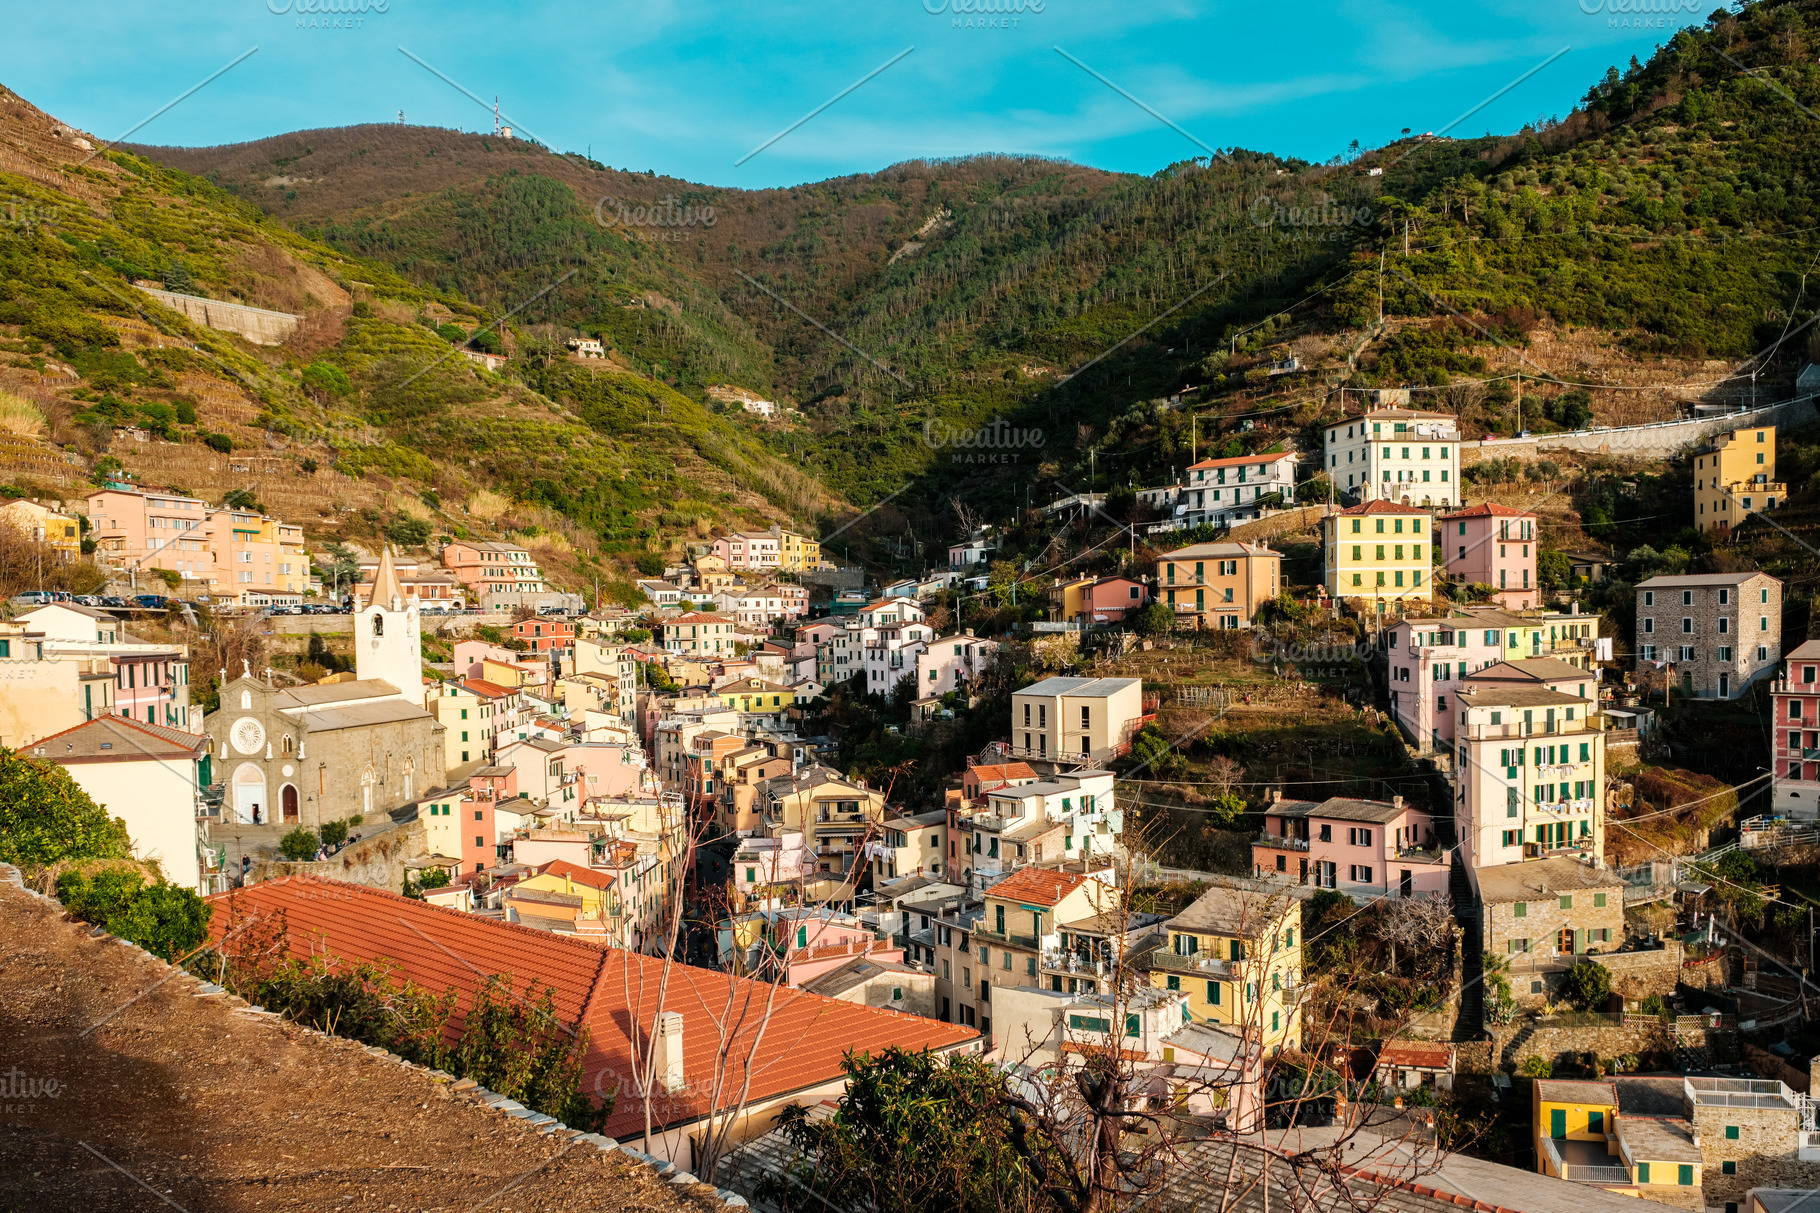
[435,323,467,344]
[1564,958,1614,1010]
[173,399,198,425]
[1519,1056,1553,1079]
[634,552,665,577]
[279,827,320,861]
[56,868,211,962]
[319,819,349,848]
[1132,601,1176,636]
[0,749,132,867]
[203,432,233,453]
[386,516,432,547]
[301,362,351,399]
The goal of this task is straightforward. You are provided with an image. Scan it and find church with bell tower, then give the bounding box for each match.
[357,546,424,707]
[200,545,444,828]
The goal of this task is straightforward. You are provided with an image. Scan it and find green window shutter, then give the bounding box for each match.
[1514,902,1526,918]
[1125,1014,1140,1038]
[1637,1162,1649,1184]
[1725,1125,1739,1140]
[1550,1109,1566,1139]
[1589,1111,1603,1135]
[1208,980,1221,1006]
[1166,975,1180,991]
[1594,893,1607,908]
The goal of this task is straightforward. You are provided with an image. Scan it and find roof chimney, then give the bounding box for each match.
[1392,794,1404,810]
[654,1010,685,1092]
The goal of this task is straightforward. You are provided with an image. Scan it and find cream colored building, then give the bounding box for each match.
[0,498,81,560]
[1454,686,1606,879]
[1010,676,1145,766]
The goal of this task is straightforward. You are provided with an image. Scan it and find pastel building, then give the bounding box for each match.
[1694,424,1782,534]
[916,633,999,698]
[1322,500,1433,610]
[1157,542,1281,630]
[1455,686,1606,878]
[1251,793,1448,900]
[1177,451,1299,523]
[1772,640,1820,818]
[83,487,211,586]
[1635,572,1783,701]
[1320,408,1460,506]
[1439,503,1538,609]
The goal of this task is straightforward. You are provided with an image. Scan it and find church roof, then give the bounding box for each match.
[300,700,435,732]
[367,544,406,609]
[275,679,405,708]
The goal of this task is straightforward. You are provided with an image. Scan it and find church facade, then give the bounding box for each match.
[204,548,444,827]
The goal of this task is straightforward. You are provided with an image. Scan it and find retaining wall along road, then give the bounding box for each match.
[134,284,300,345]
[1460,398,1819,462]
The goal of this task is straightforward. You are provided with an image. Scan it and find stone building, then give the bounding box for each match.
[1635,571,1783,701]
[1475,857,1625,1006]
[205,676,446,827]
[205,556,442,826]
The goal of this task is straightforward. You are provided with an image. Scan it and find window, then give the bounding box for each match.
[1637,1162,1649,1184]
[1721,1161,1735,1176]
[1560,895,1572,909]
[1207,980,1221,1005]
[1725,1125,1739,1140]
[1514,901,1526,918]
[1644,591,1654,606]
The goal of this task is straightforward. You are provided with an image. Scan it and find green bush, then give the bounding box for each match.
[1132,601,1176,636]
[203,431,233,453]
[634,552,665,577]
[279,827,320,861]
[319,819,349,848]
[56,868,211,962]
[302,361,352,399]
[1564,958,1614,1010]
[435,322,467,344]
[1519,1056,1553,1079]
[386,516,432,547]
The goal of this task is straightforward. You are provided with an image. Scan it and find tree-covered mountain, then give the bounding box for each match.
[116,0,1820,575]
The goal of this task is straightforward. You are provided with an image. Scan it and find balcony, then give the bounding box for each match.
[1538,1137,1629,1186]
[1254,833,1310,852]
[1149,951,1238,978]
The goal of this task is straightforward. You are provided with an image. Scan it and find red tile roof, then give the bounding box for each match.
[970,762,1037,784]
[208,877,977,1140]
[1187,452,1291,469]
[462,679,516,698]
[986,867,1092,908]
[536,858,618,891]
[1439,502,1534,520]
[1334,499,1433,516]
[1377,1041,1455,1069]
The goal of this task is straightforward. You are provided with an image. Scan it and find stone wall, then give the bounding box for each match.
[1689,1099,1819,1210]
[1490,1019,1735,1071]
[134,284,300,345]
[256,817,427,892]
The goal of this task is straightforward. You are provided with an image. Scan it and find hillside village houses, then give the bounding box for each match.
[1634,571,1783,701]
[1323,499,1435,611]
[1320,403,1461,507]
[1156,540,1281,629]
[85,486,311,605]
[0,496,81,559]
[1694,423,1783,534]
[1439,502,1540,609]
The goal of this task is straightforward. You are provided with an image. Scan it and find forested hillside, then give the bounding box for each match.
[108,0,1820,577]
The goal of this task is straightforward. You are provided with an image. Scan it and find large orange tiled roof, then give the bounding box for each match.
[209,877,978,1140]
[986,866,1092,907]
[536,858,617,891]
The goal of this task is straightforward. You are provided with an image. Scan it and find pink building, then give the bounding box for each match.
[84,487,211,586]
[708,531,780,570]
[732,832,815,894]
[113,647,191,730]
[916,633,1000,698]
[1773,640,1820,818]
[1083,575,1152,623]
[729,907,902,987]
[1251,792,1449,901]
[1440,503,1538,609]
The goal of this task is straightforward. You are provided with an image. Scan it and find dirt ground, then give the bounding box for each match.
[0,879,720,1213]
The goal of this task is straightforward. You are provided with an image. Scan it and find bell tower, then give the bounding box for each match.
[356,545,423,705]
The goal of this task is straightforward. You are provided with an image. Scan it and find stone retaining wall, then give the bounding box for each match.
[257,818,427,892]
[1489,1020,1736,1071]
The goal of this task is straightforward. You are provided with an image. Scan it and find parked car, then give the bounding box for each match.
[100,596,130,608]
[9,591,53,606]
[49,590,73,602]
[132,594,172,609]
[73,595,105,607]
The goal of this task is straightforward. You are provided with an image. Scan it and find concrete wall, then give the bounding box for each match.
[134,285,300,345]
[1460,399,1819,464]
[1491,1019,1732,1072]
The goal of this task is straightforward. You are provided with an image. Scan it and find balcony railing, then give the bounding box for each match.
[1538,1137,1631,1186]
[1254,834,1310,852]
[1149,951,1238,977]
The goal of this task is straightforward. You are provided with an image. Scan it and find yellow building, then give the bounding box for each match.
[1043,575,1095,624]
[1323,500,1433,610]
[1148,881,1302,1051]
[420,788,473,859]
[776,528,820,572]
[1533,1079,1704,1196]
[0,498,81,560]
[516,859,619,921]
[716,676,796,714]
[1695,425,1782,534]
[426,682,486,767]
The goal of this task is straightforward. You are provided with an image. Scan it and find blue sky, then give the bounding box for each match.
[4,0,1705,187]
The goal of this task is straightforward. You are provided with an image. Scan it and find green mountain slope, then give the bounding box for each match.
[123,0,1820,577]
